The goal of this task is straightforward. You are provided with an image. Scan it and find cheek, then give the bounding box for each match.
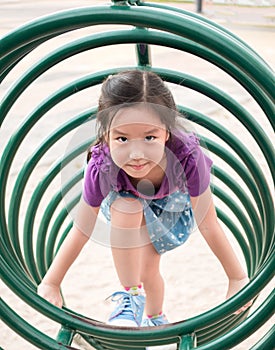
[146,143,165,160]
[110,146,128,166]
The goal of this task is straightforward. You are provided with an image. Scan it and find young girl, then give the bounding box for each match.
[38,70,251,329]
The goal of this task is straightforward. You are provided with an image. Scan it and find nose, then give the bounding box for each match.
[129,150,144,160]
[129,142,144,160]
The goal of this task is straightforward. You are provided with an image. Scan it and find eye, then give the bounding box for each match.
[145,135,156,142]
[117,136,128,143]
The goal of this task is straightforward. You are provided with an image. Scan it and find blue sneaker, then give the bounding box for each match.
[143,315,176,349]
[107,291,145,327]
[142,314,169,327]
[143,314,176,349]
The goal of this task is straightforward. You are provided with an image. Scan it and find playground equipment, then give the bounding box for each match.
[0,0,274,349]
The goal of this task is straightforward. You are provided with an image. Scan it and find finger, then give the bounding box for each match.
[53,300,63,308]
[233,303,252,315]
[47,297,62,308]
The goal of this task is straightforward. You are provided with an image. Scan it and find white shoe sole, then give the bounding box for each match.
[107,319,138,327]
[146,345,177,350]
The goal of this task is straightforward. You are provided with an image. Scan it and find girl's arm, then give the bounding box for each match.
[37,198,100,307]
[190,187,252,314]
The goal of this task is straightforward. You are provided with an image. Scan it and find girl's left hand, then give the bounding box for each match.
[226,276,253,314]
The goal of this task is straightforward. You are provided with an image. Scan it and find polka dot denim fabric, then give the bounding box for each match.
[100,190,194,254]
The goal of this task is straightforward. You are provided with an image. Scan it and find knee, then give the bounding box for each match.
[110,197,144,228]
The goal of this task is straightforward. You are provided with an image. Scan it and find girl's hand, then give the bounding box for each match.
[37,282,63,308]
[226,276,253,314]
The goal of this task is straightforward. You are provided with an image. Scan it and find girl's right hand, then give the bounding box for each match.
[37,282,63,308]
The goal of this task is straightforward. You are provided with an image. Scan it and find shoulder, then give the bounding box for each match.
[167,130,200,159]
[83,143,114,206]
[167,129,213,196]
[87,143,112,173]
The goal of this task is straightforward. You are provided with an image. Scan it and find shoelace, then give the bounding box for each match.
[109,292,133,315]
[107,291,144,318]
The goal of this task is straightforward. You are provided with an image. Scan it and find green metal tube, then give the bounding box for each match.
[195,290,274,349]
[181,107,273,251]
[204,139,264,232]
[136,42,151,67]
[214,196,253,274]
[250,325,275,350]
[45,194,81,272]
[1,28,273,131]
[19,116,94,279]
[1,6,272,99]
[212,167,259,270]
[56,326,75,346]
[0,299,75,350]
[141,1,267,63]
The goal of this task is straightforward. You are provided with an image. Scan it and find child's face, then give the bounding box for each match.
[107,105,169,180]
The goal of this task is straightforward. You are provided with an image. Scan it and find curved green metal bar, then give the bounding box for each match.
[5,113,98,278]
[196,289,274,349]
[18,113,94,281]
[0,210,30,277]
[213,187,254,271]
[45,195,81,272]
[180,107,273,248]
[250,325,275,350]
[0,5,272,99]
[1,28,273,133]
[0,236,35,290]
[141,1,269,65]
[34,171,86,276]
[0,212,275,350]
[36,170,86,275]
[0,33,59,83]
[195,310,247,345]
[215,207,251,274]
[1,1,268,84]
[0,298,74,350]
[36,173,82,277]
[181,107,273,248]
[204,140,263,242]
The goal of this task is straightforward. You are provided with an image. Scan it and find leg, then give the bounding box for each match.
[140,242,164,316]
[110,197,150,287]
[110,196,164,314]
[108,197,149,326]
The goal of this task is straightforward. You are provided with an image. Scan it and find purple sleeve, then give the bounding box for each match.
[183,142,213,197]
[82,158,111,207]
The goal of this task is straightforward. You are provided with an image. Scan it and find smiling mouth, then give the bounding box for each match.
[128,163,148,171]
